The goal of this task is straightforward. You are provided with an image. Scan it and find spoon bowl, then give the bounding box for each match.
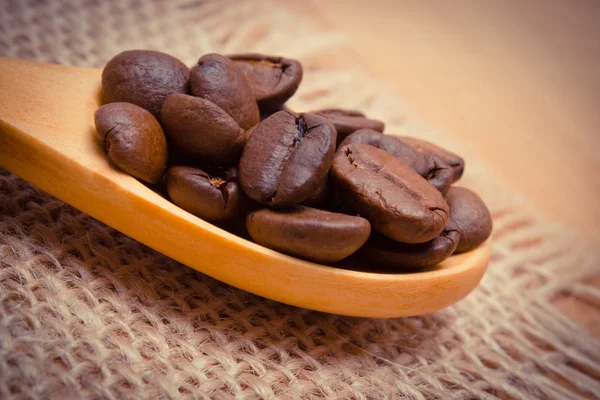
[0,57,491,317]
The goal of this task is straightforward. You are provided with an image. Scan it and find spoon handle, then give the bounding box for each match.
[0,57,491,318]
[0,58,278,309]
[0,58,184,245]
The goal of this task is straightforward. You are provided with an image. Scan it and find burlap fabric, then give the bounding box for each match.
[1,1,599,398]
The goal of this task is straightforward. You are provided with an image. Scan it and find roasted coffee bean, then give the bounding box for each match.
[246,206,371,264]
[331,144,449,243]
[190,53,259,130]
[166,166,247,222]
[339,129,453,194]
[360,219,460,271]
[239,111,336,206]
[313,109,384,143]
[399,137,465,183]
[101,50,189,120]
[95,102,168,184]
[229,53,302,109]
[161,93,245,166]
[301,176,331,208]
[445,187,492,252]
[244,124,258,145]
[260,104,292,121]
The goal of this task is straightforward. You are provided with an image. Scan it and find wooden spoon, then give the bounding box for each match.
[0,57,491,317]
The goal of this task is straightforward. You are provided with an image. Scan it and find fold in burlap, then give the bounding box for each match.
[1,1,599,398]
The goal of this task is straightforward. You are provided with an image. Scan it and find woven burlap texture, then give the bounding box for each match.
[1,0,599,399]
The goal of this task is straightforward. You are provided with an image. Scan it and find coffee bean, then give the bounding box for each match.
[190,53,259,130]
[244,124,258,146]
[97,50,491,271]
[94,102,168,184]
[229,53,302,109]
[301,175,331,208]
[101,50,189,120]
[360,218,460,271]
[166,166,247,222]
[399,137,465,182]
[339,129,453,194]
[331,144,449,243]
[445,187,492,252]
[161,93,245,166]
[246,205,371,264]
[260,104,292,122]
[313,108,384,143]
[239,111,336,206]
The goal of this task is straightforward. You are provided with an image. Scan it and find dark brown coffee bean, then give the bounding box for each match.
[94,102,168,184]
[399,137,465,182]
[161,93,245,166]
[445,187,492,252]
[331,144,449,243]
[190,53,259,131]
[101,50,189,120]
[339,129,453,195]
[312,108,384,143]
[239,111,336,207]
[360,218,460,271]
[260,104,292,121]
[244,124,258,145]
[246,206,371,264]
[166,166,247,222]
[229,53,302,109]
[301,175,331,208]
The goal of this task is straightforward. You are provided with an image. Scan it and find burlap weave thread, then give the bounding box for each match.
[1,1,599,399]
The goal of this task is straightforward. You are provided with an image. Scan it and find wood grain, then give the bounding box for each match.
[295,0,600,334]
[0,57,491,318]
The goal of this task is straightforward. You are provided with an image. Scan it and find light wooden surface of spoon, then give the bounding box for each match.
[0,57,491,317]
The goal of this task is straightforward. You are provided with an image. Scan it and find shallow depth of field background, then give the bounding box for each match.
[295,0,600,237]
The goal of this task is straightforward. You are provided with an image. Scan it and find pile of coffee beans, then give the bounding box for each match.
[95,49,492,270]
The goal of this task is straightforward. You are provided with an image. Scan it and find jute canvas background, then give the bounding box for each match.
[1,0,599,398]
